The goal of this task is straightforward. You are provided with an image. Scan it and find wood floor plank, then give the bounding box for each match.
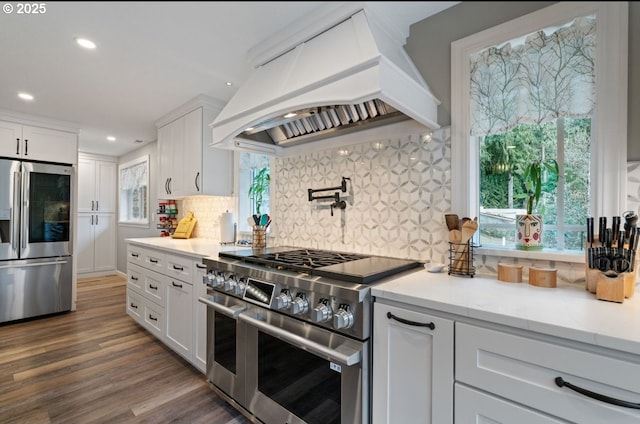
[0,274,251,424]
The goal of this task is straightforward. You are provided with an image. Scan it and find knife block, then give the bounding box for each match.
[585,237,637,297]
[596,272,625,303]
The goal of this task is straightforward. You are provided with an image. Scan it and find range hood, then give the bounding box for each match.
[210,7,440,154]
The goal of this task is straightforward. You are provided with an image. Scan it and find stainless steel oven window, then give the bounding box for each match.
[258,331,341,424]
[242,309,367,424]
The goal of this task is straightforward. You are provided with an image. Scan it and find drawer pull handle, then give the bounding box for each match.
[131,253,139,258]
[173,265,184,271]
[149,314,158,321]
[555,377,640,409]
[150,259,159,264]
[149,284,158,290]
[131,276,139,281]
[130,303,138,309]
[172,282,183,288]
[196,263,206,269]
[386,312,435,330]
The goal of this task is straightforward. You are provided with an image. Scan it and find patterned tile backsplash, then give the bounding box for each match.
[272,128,452,263]
[177,196,236,240]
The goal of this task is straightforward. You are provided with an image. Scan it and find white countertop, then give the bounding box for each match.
[372,269,640,356]
[126,237,240,259]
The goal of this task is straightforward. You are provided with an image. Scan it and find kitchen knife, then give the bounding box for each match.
[598,217,606,244]
[612,216,620,243]
[586,217,594,246]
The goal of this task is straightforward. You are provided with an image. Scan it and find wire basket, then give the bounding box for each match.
[448,241,476,277]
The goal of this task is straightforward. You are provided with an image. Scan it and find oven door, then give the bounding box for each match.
[240,307,368,424]
[198,292,247,407]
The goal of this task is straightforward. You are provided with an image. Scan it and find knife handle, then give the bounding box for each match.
[586,217,594,244]
[598,217,607,243]
[632,227,640,251]
[612,216,620,242]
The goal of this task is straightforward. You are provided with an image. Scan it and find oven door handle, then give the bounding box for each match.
[198,296,246,319]
[239,312,362,366]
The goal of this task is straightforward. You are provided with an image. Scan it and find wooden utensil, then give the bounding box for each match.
[445,214,460,231]
[454,217,478,272]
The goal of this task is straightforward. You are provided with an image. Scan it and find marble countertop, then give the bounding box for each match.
[125,237,240,259]
[372,269,640,356]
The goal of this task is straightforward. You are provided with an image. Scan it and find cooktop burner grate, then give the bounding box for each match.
[243,249,369,270]
[258,249,367,268]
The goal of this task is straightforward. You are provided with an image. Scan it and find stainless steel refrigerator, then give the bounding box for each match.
[0,159,74,323]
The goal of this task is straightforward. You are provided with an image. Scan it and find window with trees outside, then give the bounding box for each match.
[237,152,270,233]
[119,155,149,226]
[451,2,627,254]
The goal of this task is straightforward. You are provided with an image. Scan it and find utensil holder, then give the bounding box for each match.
[252,226,267,248]
[448,241,475,277]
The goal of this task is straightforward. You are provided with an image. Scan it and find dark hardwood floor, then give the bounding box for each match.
[0,274,251,424]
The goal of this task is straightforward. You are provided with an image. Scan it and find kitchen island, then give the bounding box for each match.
[371,270,640,423]
[124,237,238,373]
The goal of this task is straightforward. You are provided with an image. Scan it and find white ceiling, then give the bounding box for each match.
[0,1,457,157]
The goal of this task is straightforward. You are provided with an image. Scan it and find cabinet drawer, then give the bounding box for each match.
[143,271,165,307]
[127,245,144,265]
[456,323,640,423]
[455,384,567,423]
[126,289,144,323]
[143,302,164,339]
[127,263,144,293]
[142,248,165,272]
[165,254,192,282]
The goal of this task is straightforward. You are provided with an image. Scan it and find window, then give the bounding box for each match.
[119,155,149,226]
[238,152,271,233]
[451,2,627,254]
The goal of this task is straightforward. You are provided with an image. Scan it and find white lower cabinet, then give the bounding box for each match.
[456,322,640,424]
[165,276,193,361]
[372,301,454,424]
[126,242,208,373]
[373,299,640,424]
[455,384,568,423]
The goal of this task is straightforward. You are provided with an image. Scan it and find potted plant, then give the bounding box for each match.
[248,167,270,216]
[516,158,559,250]
[248,167,270,248]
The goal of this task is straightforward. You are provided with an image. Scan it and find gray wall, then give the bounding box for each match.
[405,1,639,160]
[116,141,159,273]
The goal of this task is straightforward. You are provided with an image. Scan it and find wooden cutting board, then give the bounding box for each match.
[171,211,197,239]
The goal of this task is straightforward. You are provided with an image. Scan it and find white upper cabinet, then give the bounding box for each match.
[77,154,117,213]
[156,96,234,199]
[0,120,78,164]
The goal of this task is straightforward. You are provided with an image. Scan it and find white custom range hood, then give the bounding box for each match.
[210,6,440,155]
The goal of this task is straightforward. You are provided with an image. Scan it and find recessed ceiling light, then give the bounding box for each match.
[75,37,96,49]
[107,136,116,142]
[18,92,34,101]
[226,82,232,86]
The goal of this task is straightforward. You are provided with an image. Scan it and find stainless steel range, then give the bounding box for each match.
[199,246,421,424]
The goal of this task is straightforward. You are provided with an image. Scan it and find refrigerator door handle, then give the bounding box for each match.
[11,172,21,254]
[21,170,27,250]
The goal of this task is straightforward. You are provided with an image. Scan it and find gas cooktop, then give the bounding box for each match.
[218,247,421,284]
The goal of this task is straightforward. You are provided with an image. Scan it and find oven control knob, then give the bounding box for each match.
[223,275,236,292]
[274,291,292,310]
[311,300,333,323]
[234,277,247,296]
[333,305,354,330]
[204,273,215,288]
[214,272,225,287]
[291,294,309,315]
